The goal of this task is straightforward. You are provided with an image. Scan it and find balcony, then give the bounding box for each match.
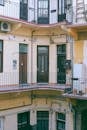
[0,1,20,19]
[1,1,87,25]
[64,78,87,99]
[72,4,87,24]
[0,1,73,24]
[0,72,71,93]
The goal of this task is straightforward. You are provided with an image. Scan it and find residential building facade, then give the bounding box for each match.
[0,0,87,130]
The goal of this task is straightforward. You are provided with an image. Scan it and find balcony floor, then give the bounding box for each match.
[0,84,71,93]
[63,93,87,100]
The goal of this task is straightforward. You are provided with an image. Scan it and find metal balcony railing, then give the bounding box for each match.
[65,78,87,96]
[0,72,71,92]
[72,4,87,24]
[0,1,20,19]
[0,1,73,24]
[1,1,87,24]
[1,72,87,96]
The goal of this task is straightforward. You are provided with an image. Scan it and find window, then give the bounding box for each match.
[38,0,49,24]
[19,44,28,53]
[20,0,28,20]
[0,40,3,72]
[38,0,49,17]
[56,113,66,130]
[18,112,31,130]
[0,0,4,5]
[58,0,66,22]
[37,111,49,130]
[0,117,4,130]
[58,0,66,14]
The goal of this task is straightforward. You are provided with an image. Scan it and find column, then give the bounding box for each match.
[31,43,37,84]
[49,111,56,130]
[49,44,57,84]
[66,111,74,130]
[30,110,37,130]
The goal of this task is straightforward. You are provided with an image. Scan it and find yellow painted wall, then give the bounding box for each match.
[74,40,84,63]
[0,92,31,110]
[0,90,63,110]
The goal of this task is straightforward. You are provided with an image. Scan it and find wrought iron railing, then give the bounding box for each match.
[0,1,20,19]
[0,1,73,24]
[0,72,72,92]
[1,72,87,96]
[1,1,87,24]
[66,78,87,96]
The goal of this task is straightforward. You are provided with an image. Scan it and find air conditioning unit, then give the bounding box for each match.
[0,22,11,32]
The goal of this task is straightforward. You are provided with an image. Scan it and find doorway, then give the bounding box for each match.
[37,46,49,83]
[19,44,27,84]
[18,111,31,130]
[20,0,28,21]
[37,111,49,130]
[57,44,66,84]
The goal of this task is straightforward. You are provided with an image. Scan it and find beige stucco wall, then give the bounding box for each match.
[49,44,57,83]
[4,114,17,130]
[0,28,73,130]
[0,31,71,85]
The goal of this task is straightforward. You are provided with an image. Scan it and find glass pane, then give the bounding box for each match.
[57,45,66,54]
[38,47,48,54]
[38,0,48,17]
[58,0,65,14]
[22,113,28,124]
[0,41,2,52]
[58,122,63,129]
[18,114,22,124]
[19,44,28,53]
[0,118,3,130]
[20,0,27,3]
[58,113,65,120]
[37,111,49,130]
[24,0,27,4]
[45,55,48,71]
[41,56,44,72]
[37,111,49,118]
[0,0,4,5]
